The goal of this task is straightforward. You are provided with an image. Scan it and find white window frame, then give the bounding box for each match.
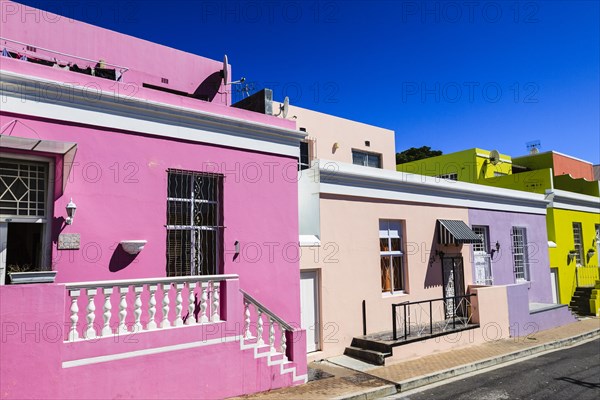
[0,154,55,281]
[352,150,382,169]
[511,226,530,282]
[166,170,222,276]
[572,222,584,266]
[379,220,405,295]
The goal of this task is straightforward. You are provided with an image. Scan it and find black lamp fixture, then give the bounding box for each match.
[490,241,500,259]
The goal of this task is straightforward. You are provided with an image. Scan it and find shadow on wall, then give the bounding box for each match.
[424,234,443,289]
[109,246,140,272]
[192,71,222,102]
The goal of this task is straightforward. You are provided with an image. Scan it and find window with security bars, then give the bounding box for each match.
[472,226,489,253]
[166,169,222,277]
[511,227,529,281]
[380,220,405,294]
[0,160,47,217]
[572,222,584,266]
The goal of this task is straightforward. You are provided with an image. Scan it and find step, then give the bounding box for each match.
[351,337,393,354]
[344,346,390,366]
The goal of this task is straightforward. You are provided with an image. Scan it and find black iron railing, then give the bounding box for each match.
[392,293,477,341]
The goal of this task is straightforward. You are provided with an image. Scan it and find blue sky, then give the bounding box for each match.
[17,1,600,163]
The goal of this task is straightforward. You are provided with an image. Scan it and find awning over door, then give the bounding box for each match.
[437,219,483,245]
[1,126,77,193]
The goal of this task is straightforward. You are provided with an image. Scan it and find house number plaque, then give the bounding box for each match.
[58,233,81,250]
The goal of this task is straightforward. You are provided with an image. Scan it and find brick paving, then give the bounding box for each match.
[233,318,599,399]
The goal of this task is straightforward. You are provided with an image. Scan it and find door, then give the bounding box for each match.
[442,256,466,318]
[472,226,492,285]
[300,271,320,353]
[550,268,559,304]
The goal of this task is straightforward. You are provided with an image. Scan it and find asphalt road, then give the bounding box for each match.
[394,338,600,400]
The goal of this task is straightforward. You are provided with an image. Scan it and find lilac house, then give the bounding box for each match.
[0,2,307,398]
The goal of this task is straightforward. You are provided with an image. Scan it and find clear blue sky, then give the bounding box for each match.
[17,0,600,163]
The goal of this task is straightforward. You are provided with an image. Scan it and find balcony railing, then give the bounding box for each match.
[392,294,477,341]
[576,265,600,288]
[64,274,237,341]
[241,289,295,361]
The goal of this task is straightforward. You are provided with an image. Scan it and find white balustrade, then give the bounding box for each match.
[187,282,196,325]
[199,283,209,323]
[147,284,158,330]
[133,286,144,332]
[64,274,237,342]
[68,289,80,341]
[85,288,97,339]
[174,283,184,327]
[241,290,294,360]
[118,286,129,334]
[101,287,113,336]
[211,282,220,322]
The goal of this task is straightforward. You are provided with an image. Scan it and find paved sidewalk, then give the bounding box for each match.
[234,318,600,399]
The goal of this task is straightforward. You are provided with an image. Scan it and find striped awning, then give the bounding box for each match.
[437,220,483,245]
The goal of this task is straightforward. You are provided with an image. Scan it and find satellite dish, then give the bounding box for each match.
[275,96,290,118]
[282,96,289,118]
[489,149,501,166]
[222,55,228,86]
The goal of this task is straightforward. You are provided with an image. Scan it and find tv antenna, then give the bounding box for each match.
[275,96,289,118]
[526,140,541,154]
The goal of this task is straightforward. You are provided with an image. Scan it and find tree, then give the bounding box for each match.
[396,146,443,165]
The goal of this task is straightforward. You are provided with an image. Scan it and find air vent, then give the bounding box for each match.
[161,77,169,84]
[365,141,371,147]
[26,45,37,52]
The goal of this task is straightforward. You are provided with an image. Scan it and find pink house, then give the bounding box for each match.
[0,1,307,398]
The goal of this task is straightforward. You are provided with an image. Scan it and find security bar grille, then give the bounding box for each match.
[166,169,223,276]
[511,227,529,281]
[0,159,47,217]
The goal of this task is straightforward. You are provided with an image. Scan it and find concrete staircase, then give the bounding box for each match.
[569,287,594,316]
[240,335,307,384]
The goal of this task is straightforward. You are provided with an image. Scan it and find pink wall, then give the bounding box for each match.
[1,0,228,104]
[0,282,307,399]
[0,111,301,324]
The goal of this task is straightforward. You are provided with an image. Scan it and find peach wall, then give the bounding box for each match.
[303,195,473,359]
[287,105,396,170]
[552,153,594,180]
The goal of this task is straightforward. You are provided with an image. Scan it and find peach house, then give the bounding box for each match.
[0,2,307,398]
[286,105,576,365]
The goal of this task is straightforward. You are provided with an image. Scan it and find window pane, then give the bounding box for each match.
[352,151,367,166]
[392,256,403,291]
[167,230,191,276]
[380,238,389,252]
[194,203,217,227]
[167,200,191,226]
[367,154,381,168]
[194,175,219,201]
[168,172,191,198]
[381,257,391,292]
[196,229,217,275]
[390,238,401,251]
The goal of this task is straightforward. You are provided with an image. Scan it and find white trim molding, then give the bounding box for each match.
[317,160,550,214]
[0,70,306,157]
[546,189,600,214]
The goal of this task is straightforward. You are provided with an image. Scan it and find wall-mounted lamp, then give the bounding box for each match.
[65,198,77,225]
[490,241,501,259]
[567,250,577,264]
[332,142,340,153]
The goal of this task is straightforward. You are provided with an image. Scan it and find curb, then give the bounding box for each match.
[335,327,599,399]
[332,384,397,400]
[395,328,600,393]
